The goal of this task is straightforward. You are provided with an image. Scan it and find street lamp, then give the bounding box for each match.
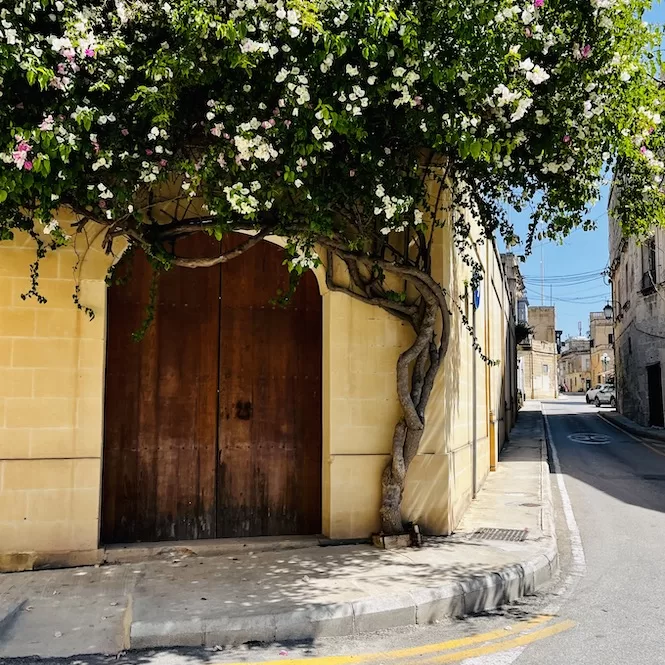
[603,301,622,321]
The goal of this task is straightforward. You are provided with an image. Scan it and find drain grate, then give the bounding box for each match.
[469,528,528,542]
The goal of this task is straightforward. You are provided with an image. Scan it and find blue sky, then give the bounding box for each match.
[507,2,663,339]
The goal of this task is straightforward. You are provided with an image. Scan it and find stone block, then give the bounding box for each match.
[412,585,464,624]
[0,369,33,398]
[29,429,75,459]
[73,459,101,489]
[0,491,27,521]
[1,459,74,490]
[11,339,77,369]
[4,397,76,429]
[131,618,205,649]
[0,309,36,337]
[274,604,354,641]
[204,614,276,646]
[0,429,31,459]
[352,593,416,634]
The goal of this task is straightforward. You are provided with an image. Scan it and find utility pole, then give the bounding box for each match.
[540,238,544,305]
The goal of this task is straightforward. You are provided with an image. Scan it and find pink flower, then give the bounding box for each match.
[525,27,532,38]
[98,200,106,208]
[121,128,129,136]
[16,141,31,153]
[62,48,75,62]
[262,121,272,129]
[534,0,544,7]
[211,126,222,137]
[641,145,647,154]
[145,148,153,155]
[581,44,592,59]
[160,159,168,167]
[223,132,230,139]
[284,119,292,128]
[413,96,423,106]
[563,135,571,143]
[85,48,95,58]
[23,161,33,171]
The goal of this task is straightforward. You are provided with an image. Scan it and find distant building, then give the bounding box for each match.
[589,312,615,386]
[560,337,591,393]
[518,304,558,400]
[609,190,665,426]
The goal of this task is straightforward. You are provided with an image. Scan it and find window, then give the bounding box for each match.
[543,364,549,375]
[608,333,614,344]
[642,236,657,291]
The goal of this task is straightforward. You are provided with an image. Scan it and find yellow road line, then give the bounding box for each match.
[420,619,576,663]
[599,414,665,458]
[220,615,553,665]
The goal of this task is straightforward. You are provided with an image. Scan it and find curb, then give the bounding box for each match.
[597,411,665,444]
[130,426,560,649]
[130,550,559,648]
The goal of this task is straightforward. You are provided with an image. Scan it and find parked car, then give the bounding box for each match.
[586,383,611,404]
[593,385,616,408]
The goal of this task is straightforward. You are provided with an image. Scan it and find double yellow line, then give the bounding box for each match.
[221,614,574,665]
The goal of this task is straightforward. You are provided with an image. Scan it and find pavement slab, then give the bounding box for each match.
[0,403,556,659]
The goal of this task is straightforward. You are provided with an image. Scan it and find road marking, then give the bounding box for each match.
[541,405,587,618]
[598,414,665,458]
[220,616,555,665]
[421,620,576,663]
[567,432,610,445]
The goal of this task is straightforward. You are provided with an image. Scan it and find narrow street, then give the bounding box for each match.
[5,396,665,665]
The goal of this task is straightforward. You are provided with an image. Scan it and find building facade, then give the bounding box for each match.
[0,199,518,571]
[517,305,558,400]
[609,201,665,426]
[560,337,591,393]
[589,312,615,386]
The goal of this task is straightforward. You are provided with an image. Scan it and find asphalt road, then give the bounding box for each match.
[5,396,665,665]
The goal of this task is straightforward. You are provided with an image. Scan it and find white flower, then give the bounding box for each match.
[322,141,334,151]
[510,98,533,123]
[286,9,298,24]
[414,209,423,224]
[367,75,377,85]
[522,8,534,24]
[276,8,286,19]
[346,64,358,76]
[393,67,406,77]
[43,220,59,235]
[55,0,64,9]
[311,126,323,140]
[620,71,631,82]
[526,65,550,85]
[288,26,300,38]
[294,178,303,188]
[519,58,534,72]
[275,68,288,83]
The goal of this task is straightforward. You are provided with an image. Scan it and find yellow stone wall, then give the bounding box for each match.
[0,210,517,566]
[0,230,111,571]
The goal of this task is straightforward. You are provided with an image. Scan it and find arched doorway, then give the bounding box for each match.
[101,233,322,543]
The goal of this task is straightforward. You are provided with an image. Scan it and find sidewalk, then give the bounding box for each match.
[0,404,557,659]
[598,409,665,443]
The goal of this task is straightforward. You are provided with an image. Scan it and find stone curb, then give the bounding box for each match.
[597,411,665,444]
[131,424,560,651]
[130,546,558,649]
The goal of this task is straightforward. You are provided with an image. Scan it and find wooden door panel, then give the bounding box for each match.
[102,235,221,543]
[218,235,322,537]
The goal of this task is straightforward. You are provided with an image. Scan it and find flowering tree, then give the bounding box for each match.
[1,0,663,534]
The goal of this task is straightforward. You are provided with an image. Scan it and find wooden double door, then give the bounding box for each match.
[101,234,322,544]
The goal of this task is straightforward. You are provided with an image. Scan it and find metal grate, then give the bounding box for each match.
[469,528,528,542]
